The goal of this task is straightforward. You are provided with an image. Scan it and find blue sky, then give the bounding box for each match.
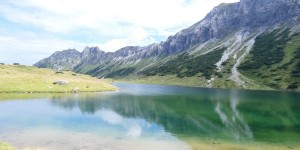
[0,0,239,65]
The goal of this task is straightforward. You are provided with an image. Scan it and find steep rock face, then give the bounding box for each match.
[74,47,107,72]
[238,0,300,27]
[81,47,106,60]
[164,0,300,55]
[113,46,142,57]
[34,49,81,71]
[35,47,107,71]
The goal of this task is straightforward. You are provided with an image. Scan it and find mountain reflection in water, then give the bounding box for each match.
[48,83,300,144]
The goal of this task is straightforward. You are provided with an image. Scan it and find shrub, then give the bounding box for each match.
[55,71,64,74]
[274,78,282,81]
[291,47,300,77]
[221,61,228,66]
[214,72,223,78]
[287,82,298,89]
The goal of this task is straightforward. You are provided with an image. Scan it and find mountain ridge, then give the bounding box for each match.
[34,0,300,91]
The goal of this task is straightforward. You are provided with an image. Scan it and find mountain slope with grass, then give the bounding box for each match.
[0,65,116,93]
[35,0,300,91]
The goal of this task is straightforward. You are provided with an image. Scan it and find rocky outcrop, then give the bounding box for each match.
[34,49,81,71]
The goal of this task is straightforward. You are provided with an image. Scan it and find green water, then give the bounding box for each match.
[0,83,299,149]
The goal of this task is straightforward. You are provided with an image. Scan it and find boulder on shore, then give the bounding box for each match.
[72,87,80,93]
[53,80,69,85]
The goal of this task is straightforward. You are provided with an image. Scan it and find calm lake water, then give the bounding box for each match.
[0,83,300,150]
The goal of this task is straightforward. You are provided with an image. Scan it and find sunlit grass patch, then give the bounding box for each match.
[0,65,117,93]
[0,142,16,150]
[182,138,299,150]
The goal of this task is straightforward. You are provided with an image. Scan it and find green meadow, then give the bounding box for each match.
[0,65,116,93]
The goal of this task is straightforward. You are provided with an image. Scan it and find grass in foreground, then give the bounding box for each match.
[0,142,40,150]
[0,142,15,150]
[183,138,300,150]
[0,65,116,93]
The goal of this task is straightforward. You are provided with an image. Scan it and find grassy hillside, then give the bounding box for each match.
[117,75,207,87]
[140,48,226,79]
[238,29,300,91]
[0,65,116,93]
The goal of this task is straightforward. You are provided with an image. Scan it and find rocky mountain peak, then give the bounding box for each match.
[171,0,299,50]
[81,46,106,58]
[82,46,103,53]
[114,46,142,57]
[34,48,81,70]
[51,49,80,58]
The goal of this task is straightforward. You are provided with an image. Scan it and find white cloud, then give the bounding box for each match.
[0,0,240,65]
[1,0,239,33]
[0,34,87,65]
[100,28,156,51]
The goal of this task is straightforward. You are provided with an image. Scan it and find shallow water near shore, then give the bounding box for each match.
[0,83,300,150]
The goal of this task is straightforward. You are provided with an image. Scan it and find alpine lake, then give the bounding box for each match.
[0,83,299,150]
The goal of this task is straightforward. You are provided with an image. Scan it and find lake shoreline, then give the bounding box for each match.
[0,89,117,94]
[114,80,300,93]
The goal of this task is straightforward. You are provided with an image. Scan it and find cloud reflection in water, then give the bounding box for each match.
[98,109,142,138]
